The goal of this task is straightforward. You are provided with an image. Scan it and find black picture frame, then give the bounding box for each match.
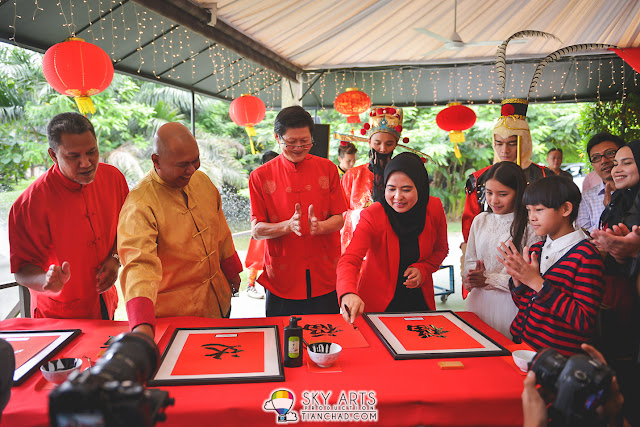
[148,325,285,386]
[0,329,81,386]
[363,310,510,360]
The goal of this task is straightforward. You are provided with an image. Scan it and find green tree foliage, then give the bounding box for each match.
[579,93,640,155]
[0,45,51,189]
[0,44,250,192]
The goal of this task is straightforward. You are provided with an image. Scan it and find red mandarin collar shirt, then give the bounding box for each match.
[249,154,347,299]
[9,163,129,319]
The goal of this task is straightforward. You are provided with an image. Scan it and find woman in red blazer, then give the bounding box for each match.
[338,152,449,323]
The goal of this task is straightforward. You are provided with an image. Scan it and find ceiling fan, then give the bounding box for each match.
[415,0,525,55]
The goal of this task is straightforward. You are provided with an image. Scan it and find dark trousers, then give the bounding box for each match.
[265,270,339,317]
[99,295,109,320]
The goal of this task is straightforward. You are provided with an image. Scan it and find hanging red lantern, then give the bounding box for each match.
[334,87,372,125]
[229,94,266,154]
[42,37,114,115]
[436,102,477,159]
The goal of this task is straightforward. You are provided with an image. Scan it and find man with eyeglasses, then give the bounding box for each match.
[576,132,625,233]
[249,106,347,316]
[118,122,242,338]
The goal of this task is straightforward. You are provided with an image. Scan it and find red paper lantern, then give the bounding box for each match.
[229,94,266,136]
[229,94,266,154]
[42,37,114,115]
[334,87,372,124]
[436,102,477,159]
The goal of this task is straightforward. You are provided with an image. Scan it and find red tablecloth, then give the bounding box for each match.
[0,313,531,427]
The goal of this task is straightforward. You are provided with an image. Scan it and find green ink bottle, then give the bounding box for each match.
[284,316,303,367]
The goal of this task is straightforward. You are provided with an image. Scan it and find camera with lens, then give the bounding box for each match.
[49,332,174,427]
[529,347,615,427]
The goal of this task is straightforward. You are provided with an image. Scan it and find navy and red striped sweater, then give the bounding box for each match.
[509,239,605,356]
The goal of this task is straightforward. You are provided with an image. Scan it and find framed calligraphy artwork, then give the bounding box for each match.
[0,329,81,385]
[149,326,284,386]
[364,311,509,360]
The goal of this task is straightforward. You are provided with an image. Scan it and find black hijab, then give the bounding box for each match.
[382,152,430,239]
[600,139,640,229]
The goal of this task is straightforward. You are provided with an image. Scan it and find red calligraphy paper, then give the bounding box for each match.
[282,314,369,349]
[171,332,265,376]
[379,315,484,351]
[7,335,58,369]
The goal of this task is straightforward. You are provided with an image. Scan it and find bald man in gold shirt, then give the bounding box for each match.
[118,123,242,337]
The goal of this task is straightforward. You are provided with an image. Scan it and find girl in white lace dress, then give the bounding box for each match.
[463,162,540,338]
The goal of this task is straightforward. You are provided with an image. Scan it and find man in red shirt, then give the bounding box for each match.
[9,112,128,319]
[249,106,347,316]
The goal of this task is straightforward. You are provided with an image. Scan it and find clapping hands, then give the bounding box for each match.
[288,203,322,236]
[496,241,544,292]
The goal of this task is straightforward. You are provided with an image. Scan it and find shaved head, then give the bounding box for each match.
[154,123,196,155]
[152,123,200,187]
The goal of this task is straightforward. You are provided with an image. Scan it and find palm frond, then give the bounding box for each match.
[135,82,215,114]
[0,81,24,122]
[197,133,248,189]
[107,147,146,185]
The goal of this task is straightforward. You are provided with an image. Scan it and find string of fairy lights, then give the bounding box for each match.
[5,0,634,110]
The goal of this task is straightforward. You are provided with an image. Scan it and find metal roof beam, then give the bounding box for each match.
[131,0,303,82]
[116,24,180,63]
[74,0,130,37]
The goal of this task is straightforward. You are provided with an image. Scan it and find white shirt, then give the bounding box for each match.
[539,229,588,275]
[464,212,540,292]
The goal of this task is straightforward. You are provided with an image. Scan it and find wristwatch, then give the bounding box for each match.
[111,253,121,265]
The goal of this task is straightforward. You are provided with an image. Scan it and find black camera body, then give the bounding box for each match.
[49,332,173,427]
[530,347,614,427]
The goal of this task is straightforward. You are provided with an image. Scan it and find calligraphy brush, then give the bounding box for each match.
[342,304,359,330]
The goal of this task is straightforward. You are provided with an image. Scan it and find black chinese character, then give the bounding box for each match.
[407,324,449,339]
[202,343,244,359]
[303,323,342,337]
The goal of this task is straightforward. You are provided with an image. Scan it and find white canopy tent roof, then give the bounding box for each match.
[1,0,639,107]
[209,0,640,70]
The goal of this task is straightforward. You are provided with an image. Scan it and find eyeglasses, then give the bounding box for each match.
[589,148,618,163]
[278,136,314,150]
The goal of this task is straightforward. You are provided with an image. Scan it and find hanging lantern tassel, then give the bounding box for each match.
[449,130,465,159]
[244,123,257,155]
[247,135,256,155]
[346,114,360,124]
[244,124,257,137]
[74,96,96,115]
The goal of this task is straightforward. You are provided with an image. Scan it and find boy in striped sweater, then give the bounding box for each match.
[497,175,605,355]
